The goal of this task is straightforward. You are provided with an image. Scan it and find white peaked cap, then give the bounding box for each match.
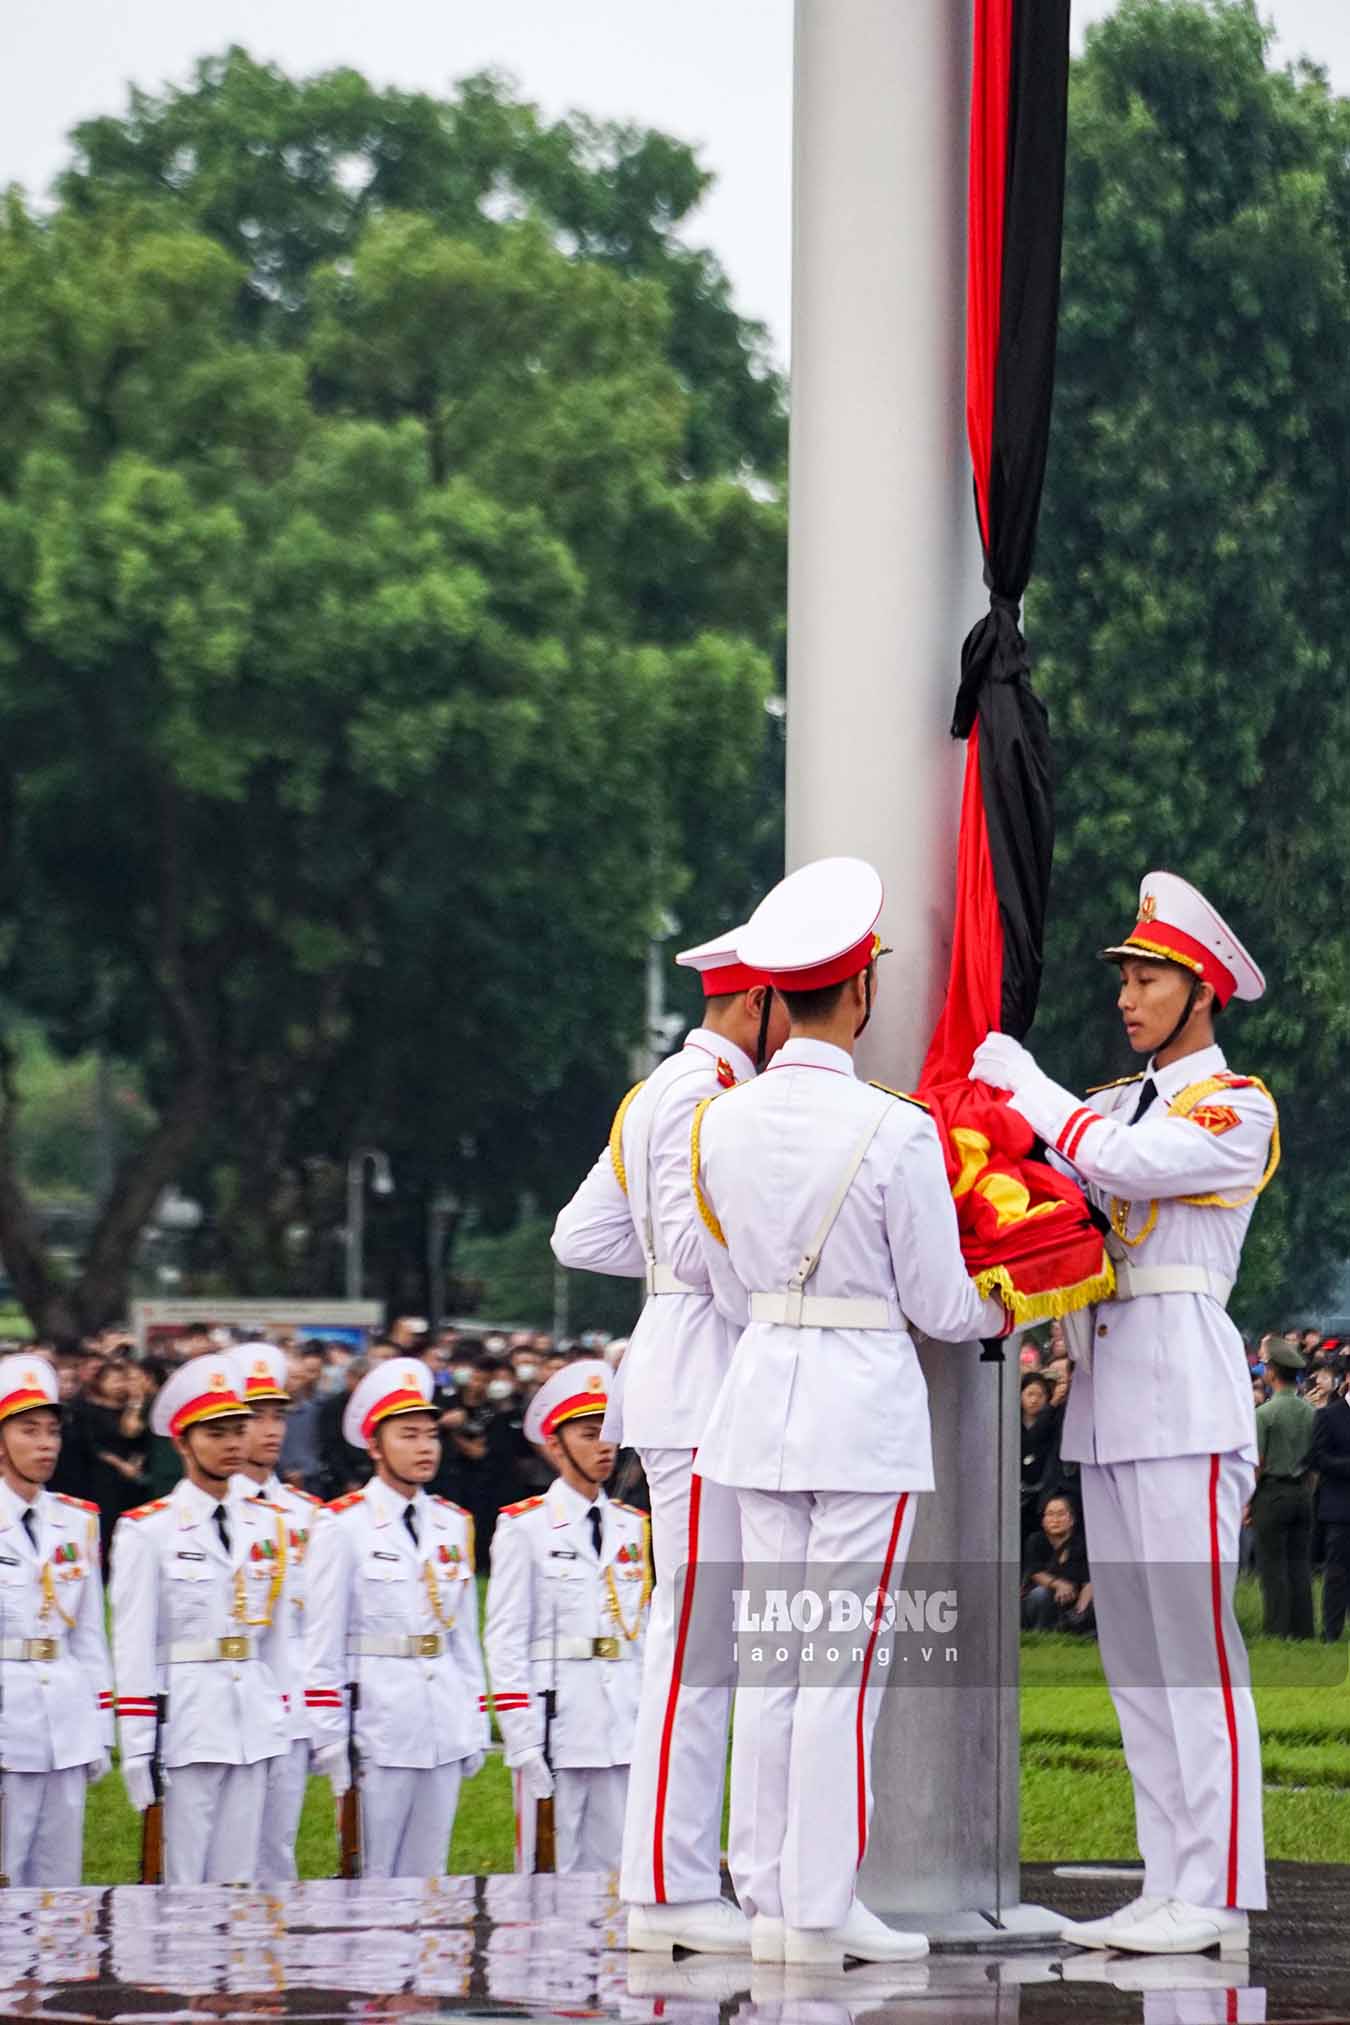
[343,1358,435,1450]
[674,925,769,996]
[523,1359,610,1447]
[1101,870,1265,1005]
[0,1353,58,1426]
[737,857,885,990]
[151,1353,249,1440]
[227,1341,290,1405]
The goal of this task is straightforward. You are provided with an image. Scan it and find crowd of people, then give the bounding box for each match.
[9,1321,642,1577]
[1018,1321,1350,1642]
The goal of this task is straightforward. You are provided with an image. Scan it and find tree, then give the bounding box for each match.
[1029,0,1350,1316]
[0,63,785,1335]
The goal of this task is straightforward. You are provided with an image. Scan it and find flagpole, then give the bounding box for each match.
[788,0,1053,1939]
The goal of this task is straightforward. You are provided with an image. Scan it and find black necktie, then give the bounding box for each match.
[213,1503,231,1556]
[403,1502,420,1549]
[1128,1076,1158,1126]
[588,1505,603,1558]
[21,1507,37,1551]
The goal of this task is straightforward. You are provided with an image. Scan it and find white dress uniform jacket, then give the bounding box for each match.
[1012,1043,1275,1464]
[111,1478,290,1770]
[0,1482,111,1769]
[551,1029,754,1450]
[484,1478,649,1770]
[231,1472,320,1744]
[303,1478,489,1769]
[683,1038,1004,1493]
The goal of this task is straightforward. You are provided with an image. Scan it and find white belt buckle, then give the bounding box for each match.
[783,1285,805,1328]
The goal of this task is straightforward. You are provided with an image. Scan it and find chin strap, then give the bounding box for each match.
[1157,976,1203,1061]
[754,989,774,1070]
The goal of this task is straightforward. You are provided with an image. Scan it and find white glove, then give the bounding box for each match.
[459,1751,487,1781]
[970,1031,1038,1096]
[313,1742,351,1798]
[86,1751,111,1786]
[122,1758,158,1813]
[514,1748,554,1803]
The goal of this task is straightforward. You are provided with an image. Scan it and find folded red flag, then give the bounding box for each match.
[919,1077,1113,1326]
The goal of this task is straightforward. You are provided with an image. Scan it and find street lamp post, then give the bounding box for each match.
[344,1148,393,1302]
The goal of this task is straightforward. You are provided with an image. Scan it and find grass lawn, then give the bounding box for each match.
[82,1578,1348,1883]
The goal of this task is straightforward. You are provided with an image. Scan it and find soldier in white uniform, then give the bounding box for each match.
[484,1359,651,1874]
[304,1357,488,1879]
[226,1341,322,1883]
[973,870,1277,1959]
[0,1354,112,1885]
[551,925,786,1954]
[111,1353,290,1884]
[683,859,1012,1969]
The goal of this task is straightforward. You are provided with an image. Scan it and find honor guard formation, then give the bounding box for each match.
[0,857,1282,1967]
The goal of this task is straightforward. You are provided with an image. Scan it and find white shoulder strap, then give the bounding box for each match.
[780,1096,892,1325]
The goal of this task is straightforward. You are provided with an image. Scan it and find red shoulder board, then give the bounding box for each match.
[324,1490,365,1514]
[431,1496,471,1517]
[1213,1074,1255,1089]
[293,1489,322,1507]
[500,1496,544,1519]
[54,1493,98,1515]
[610,1501,647,1519]
[124,1499,168,1522]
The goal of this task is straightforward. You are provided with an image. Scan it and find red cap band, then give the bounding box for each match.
[701,961,771,997]
[0,1386,54,1425]
[542,1391,608,1439]
[1118,922,1237,1007]
[768,930,879,994]
[360,1386,433,1443]
[169,1389,247,1438]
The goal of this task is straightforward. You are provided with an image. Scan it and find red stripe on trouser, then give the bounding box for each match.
[1208,1453,1240,1907]
[652,1470,703,1902]
[856,1494,910,1868]
[514,1771,522,1867]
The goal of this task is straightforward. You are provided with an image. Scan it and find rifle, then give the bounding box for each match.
[337,1681,362,1878]
[532,1601,558,1874]
[139,1693,167,1884]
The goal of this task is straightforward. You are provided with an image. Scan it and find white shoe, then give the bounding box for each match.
[626,1899,752,1956]
[1098,1899,1249,1959]
[783,1900,928,1968]
[1060,1893,1166,1949]
[751,1916,785,1963]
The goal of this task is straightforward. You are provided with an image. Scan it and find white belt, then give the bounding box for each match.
[160,1634,257,1664]
[749,1292,896,1330]
[1111,1261,1234,1306]
[527,1635,629,1662]
[0,1636,65,1662]
[349,1633,444,1659]
[645,1263,697,1297]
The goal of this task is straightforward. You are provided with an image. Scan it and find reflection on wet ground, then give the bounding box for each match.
[0,1865,1344,2024]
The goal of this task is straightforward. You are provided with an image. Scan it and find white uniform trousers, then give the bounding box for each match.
[164,1760,269,1885]
[360,1760,462,1879]
[620,1450,741,1906]
[2,1766,88,1886]
[257,1738,309,1883]
[729,1487,918,1931]
[1081,1451,1266,1910]
[514,1765,629,1875]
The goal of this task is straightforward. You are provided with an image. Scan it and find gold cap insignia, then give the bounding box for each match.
[586,1374,604,1392]
[1138,893,1158,924]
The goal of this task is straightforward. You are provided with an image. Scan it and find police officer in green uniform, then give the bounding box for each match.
[1250,1343,1315,1638]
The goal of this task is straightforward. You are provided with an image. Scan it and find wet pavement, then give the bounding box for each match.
[0,1865,1344,2025]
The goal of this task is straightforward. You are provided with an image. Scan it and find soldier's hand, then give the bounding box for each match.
[460,1751,487,1780]
[971,1031,1037,1095]
[314,1742,352,1797]
[123,1758,157,1813]
[86,1751,112,1785]
[515,1748,554,1803]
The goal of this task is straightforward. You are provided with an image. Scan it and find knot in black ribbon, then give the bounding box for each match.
[951,592,1032,739]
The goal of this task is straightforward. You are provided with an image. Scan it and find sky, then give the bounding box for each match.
[5,0,1349,366]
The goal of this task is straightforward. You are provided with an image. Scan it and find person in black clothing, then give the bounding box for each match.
[1022,1493,1095,1635]
[71,1357,149,1565]
[1307,1371,1350,1642]
[1019,1371,1063,1548]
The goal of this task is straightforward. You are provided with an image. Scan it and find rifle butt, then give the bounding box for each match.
[337,1785,362,1880]
[533,1794,556,1874]
[140,1801,165,1885]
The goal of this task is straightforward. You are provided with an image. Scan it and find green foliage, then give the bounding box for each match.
[0,59,785,1328]
[455,1212,642,1337]
[1030,0,1350,1320]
